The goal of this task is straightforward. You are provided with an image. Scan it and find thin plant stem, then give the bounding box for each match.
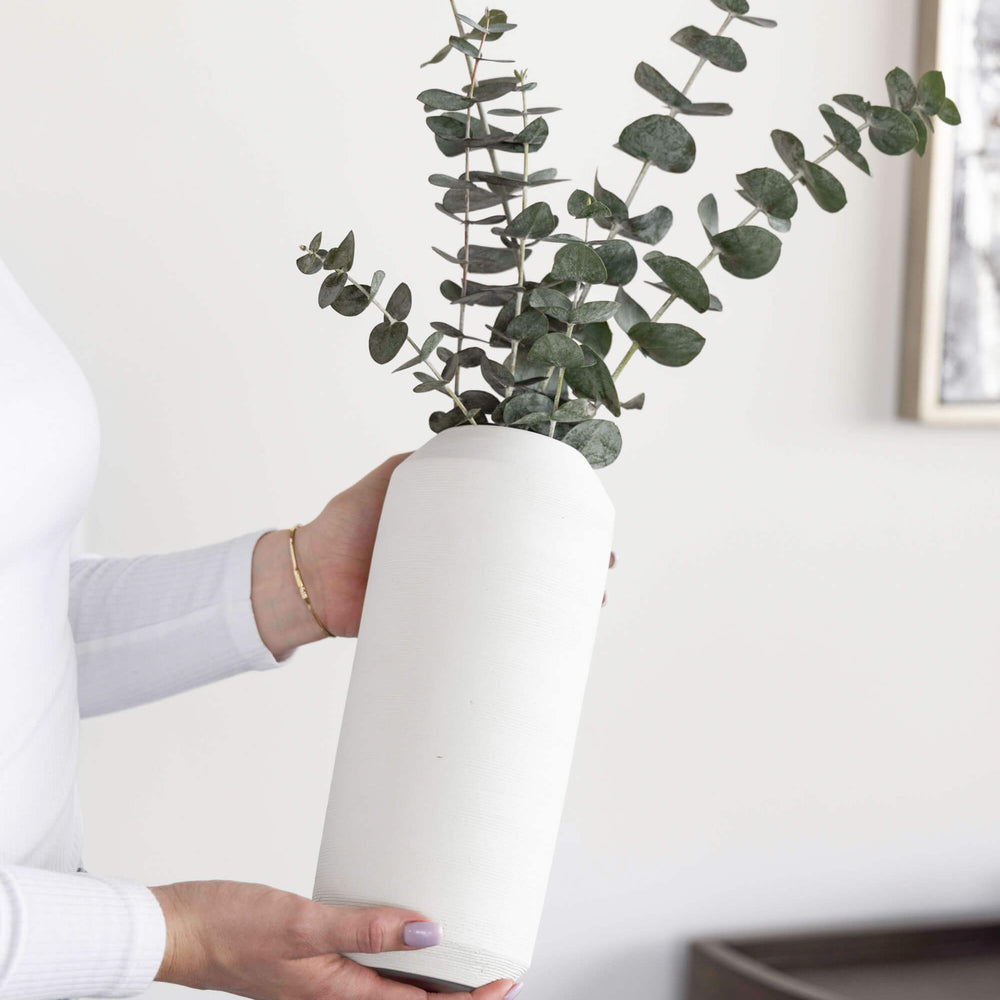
[508,74,532,395]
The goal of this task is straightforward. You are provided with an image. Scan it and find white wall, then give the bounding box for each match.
[3,0,999,997]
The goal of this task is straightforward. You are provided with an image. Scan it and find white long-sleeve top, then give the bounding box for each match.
[0,254,288,998]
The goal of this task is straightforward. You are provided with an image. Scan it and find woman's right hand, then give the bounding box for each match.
[150,880,521,1000]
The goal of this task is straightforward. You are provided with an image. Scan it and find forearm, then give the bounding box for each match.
[249,527,330,660]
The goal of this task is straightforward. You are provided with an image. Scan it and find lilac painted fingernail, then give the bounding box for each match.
[403,921,443,947]
[504,983,524,999]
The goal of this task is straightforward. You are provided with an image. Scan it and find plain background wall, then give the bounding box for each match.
[2,0,999,996]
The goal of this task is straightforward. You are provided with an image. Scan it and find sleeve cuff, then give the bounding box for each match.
[0,866,166,1000]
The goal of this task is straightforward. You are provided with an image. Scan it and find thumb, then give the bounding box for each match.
[317,903,444,955]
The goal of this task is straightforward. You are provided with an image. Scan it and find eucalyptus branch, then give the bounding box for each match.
[344,274,478,423]
[611,123,874,383]
[449,0,515,227]
[507,75,532,395]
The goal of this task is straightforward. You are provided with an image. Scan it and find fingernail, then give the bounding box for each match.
[609,551,616,568]
[403,921,443,947]
[602,592,607,607]
[504,983,524,999]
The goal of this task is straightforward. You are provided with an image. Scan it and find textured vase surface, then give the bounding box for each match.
[313,424,615,991]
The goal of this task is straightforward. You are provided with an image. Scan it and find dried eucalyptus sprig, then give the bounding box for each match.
[297,0,960,468]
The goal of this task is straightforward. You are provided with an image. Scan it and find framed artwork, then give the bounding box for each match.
[901,0,1000,422]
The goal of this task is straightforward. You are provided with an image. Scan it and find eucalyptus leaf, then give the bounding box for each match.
[614,287,651,334]
[449,35,479,58]
[885,67,917,112]
[634,62,688,110]
[420,43,452,69]
[418,88,475,111]
[568,189,612,219]
[412,378,448,393]
[711,226,782,279]
[458,389,501,415]
[331,283,371,316]
[736,14,777,27]
[465,76,521,100]
[503,391,552,425]
[308,232,322,252]
[329,231,355,271]
[819,104,862,151]
[593,174,629,223]
[551,242,608,283]
[480,356,515,393]
[562,419,622,468]
[564,346,621,416]
[709,0,749,13]
[938,97,961,126]
[670,26,747,72]
[369,320,409,364]
[618,114,696,173]
[618,205,674,245]
[386,282,412,321]
[735,166,798,222]
[698,193,719,237]
[552,398,597,422]
[458,244,522,274]
[594,240,638,285]
[318,271,348,308]
[509,201,557,238]
[370,270,386,299]
[916,70,945,116]
[296,252,323,275]
[528,332,587,368]
[429,406,472,432]
[643,253,711,312]
[628,321,705,367]
[441,184,509,213]
[510,410,553,427]
[513,117,548,146]
[570,300,619,325]
[576,321,613,358]
[529,287,573,322]
[621,392,645,410]
[506,308,548,341]
[837,144,872,174]
[867,105,918,155]
[771,129,807,172]
[426,115,467,139]
[833,93,871,118]
[799,161,847,212]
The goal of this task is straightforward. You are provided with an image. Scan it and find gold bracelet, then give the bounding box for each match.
[289,524,333,637]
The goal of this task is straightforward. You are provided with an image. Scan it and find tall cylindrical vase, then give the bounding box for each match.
[313,424,614,991]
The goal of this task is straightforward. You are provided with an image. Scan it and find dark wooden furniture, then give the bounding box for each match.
[686,919,1000,1000]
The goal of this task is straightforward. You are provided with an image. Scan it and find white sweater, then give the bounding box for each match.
[0,254,288,998]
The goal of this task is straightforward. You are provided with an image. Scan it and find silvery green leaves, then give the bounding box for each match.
[617,115,696,173]
[421,9,516,67]
[709,0,777,27]
[671,26,746,72]
[771,130,847,212]
[634,62,732,118]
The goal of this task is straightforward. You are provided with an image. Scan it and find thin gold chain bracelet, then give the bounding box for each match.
[289,524,334,637]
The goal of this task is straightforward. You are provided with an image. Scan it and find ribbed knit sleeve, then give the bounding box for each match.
[0,866,165,999]
[71,529,289,718]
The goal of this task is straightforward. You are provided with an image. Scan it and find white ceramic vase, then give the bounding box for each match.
[313,423,614,991]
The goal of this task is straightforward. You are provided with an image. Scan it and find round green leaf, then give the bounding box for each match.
[503,391,552,425]
[838,144,872,175]
[529,287,573,322]
[800,161,847,213]
[318,271,348,308]
[885,68,917,112]
[576,321,613,358]
[634,61,687,111]
[506,308,548,342]
[308,232,322,252]
[819,104,862,152]
[917,70,946,116]
[670,26,747,72]
[569,301,619,325]
[642,253,711,313]
[297,252,323,275]
[418,88,475,111]
[709,0,749,12]
[621,392,645,410]
[426,114,467,140]
[509,202,558,239]
[628,322,705,367]
[617,115,696,173]
[369,320,408,364]
[867,106,918,155]
[771,130,807,173]
[614,287,651,335]
[331,284,372,316]
[551,242,608,283]
[735,167,799,222]
[552,398,597,423]
[567,189,612,220]
[386,282,412,321]
[833,94,872,118]
[562,419,622,469]
[619,205,674,245]
[938,97,961,126]
[564,347,621,417]
[328,231,355,271]
[527,332,587,368]
[593,175,629,223]
[594,240,638,286]
[711,226,782,279]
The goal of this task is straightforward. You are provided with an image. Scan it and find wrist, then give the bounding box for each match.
[250,527,330,659]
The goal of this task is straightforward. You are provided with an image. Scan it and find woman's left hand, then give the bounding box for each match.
[251,452,616,660]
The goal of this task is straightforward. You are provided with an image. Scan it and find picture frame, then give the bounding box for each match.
[900,0,1000,423]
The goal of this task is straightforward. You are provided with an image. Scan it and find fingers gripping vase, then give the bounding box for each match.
[312,424,614,992]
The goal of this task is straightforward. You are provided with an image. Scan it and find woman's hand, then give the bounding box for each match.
[250,452,617,659]
[150,880,521,1000]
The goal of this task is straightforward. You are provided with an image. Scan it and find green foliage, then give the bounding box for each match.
[296,3,959,468]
